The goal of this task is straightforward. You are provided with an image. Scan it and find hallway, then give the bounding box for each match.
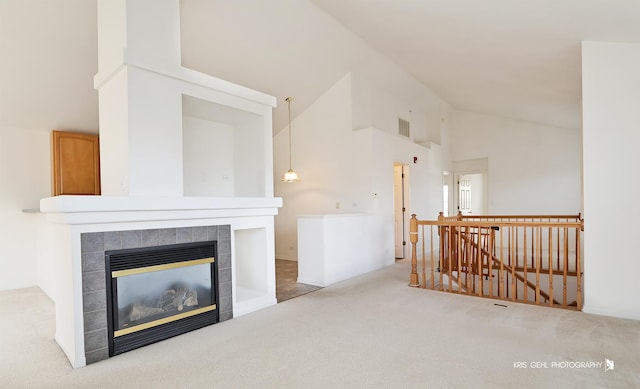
[275,259,321,302]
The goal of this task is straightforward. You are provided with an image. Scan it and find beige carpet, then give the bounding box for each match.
[1,261,638,388]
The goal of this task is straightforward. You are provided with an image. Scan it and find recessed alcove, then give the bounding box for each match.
[182,95,266,197]
[234,228,268,306]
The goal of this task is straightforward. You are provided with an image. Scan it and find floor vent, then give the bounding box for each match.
[398,118,410,138]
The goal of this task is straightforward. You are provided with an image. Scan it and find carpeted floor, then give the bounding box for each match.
[1,260,639,388]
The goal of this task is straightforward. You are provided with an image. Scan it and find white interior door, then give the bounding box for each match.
[457,173,487,215]
[458,175,472,214]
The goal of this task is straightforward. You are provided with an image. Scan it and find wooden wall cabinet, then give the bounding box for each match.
[51,130,101,196]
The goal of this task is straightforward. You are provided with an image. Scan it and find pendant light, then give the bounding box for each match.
[281,96,301,182]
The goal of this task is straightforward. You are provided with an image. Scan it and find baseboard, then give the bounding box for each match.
[582,304,640,321]
[296,277,324,287]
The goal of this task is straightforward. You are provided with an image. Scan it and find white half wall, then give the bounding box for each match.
[450,110,581,214]
[298,214,387,286]
[582,41,640,320]
[0,127,51,291]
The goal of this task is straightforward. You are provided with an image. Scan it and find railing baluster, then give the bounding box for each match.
[535,227,541,304]
[467,226,473,294]
[523,225,528,302]
[429,225,434,289]
[448,225,453,293]
[507,226,511,299]
[548,226,553,307]
[438,224,443,290]
[530,221,535,269]
[488,228,494,297]
[563,227,568,306]
[477,228,483,296]
[556,223,561,272]
[428,224,432,288]
[499,226,505,299]
[421,224,426,288]
[511,226,516,301]
[515,223,519,277]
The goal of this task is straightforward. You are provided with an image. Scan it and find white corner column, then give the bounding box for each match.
[582,41,640,320]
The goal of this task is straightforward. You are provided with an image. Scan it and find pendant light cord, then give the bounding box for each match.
[286,97,293,170]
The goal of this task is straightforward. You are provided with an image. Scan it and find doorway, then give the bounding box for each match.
[442,171,453,217]
[454,172,487,215]
[393,164,410,259]
[453,158,489,216]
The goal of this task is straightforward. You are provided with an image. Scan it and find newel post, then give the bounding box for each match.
[409,214,420,287]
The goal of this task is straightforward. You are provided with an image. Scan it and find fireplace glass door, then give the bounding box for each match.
[114,260,214,333]
[106,241,218,355]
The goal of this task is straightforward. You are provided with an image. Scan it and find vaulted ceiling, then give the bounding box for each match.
[1,0,639,134]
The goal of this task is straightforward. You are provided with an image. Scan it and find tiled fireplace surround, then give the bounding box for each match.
[81,225,233,364]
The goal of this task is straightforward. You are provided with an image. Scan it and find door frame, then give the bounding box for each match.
[393,163,410,259]
[453,158,489,216]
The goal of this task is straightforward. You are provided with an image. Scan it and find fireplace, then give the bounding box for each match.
[76,225,235,365]
[38,0,281,368]
[106,241,219,356]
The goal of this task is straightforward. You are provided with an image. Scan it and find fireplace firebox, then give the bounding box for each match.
[105,241,219,356]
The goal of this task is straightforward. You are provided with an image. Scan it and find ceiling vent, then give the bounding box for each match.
[398,118,410,138]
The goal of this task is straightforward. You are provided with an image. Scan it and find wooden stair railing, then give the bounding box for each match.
[457,227,561,305]
[409,213,583,310]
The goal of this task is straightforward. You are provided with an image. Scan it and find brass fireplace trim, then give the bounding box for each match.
[111,257,215,278]
[114,304,217,337]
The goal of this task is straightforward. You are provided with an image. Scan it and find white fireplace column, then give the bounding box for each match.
[94,0,186,196]
[40,0,281,369]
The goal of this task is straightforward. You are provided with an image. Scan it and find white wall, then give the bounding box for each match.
[582,41,640,320]
[274,70,452,262]
[183,116,234,196]
[369,129,450,221]
[0,127,51,291]
[450,110,581,214]
[274,74,364,261]
[233,116,268,197]
[351,54,450,145]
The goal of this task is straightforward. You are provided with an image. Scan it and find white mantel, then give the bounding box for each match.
[41,196,282,224]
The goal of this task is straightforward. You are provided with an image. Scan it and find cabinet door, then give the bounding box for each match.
[51,130,101,195]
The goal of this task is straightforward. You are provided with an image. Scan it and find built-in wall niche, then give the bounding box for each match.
[182,95,266,197]
[235,228,268,303]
